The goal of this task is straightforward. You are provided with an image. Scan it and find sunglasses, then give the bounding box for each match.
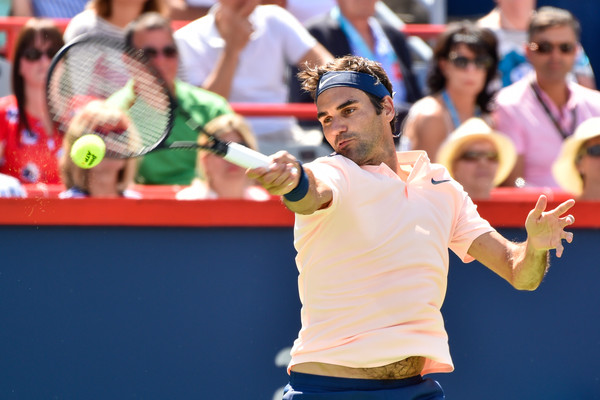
[583,144,600,157]
[447,53,493,70]
[528,41,576,55]
[22,47,58,61]
[458,151,499,162]
[141,45,178,59]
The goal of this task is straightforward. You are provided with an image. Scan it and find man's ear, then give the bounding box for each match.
[383,96,395,123]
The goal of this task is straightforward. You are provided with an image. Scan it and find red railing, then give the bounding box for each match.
[1,183,592,228]
[0,17,445,60]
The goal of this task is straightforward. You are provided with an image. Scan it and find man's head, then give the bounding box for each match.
[526,7,580,83]
[125,12,179,91]
[298,56,396,165]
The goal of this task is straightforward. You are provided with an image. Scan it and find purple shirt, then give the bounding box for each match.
[493,74,600,187]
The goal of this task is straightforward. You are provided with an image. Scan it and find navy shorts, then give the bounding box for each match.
[282,371,445,399]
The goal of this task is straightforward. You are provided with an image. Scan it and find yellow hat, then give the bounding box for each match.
[436,117,517,186]
[552,117,600,195]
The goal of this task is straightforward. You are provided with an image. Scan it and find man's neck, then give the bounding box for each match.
[536,77,569,108]
[346,17,374,51]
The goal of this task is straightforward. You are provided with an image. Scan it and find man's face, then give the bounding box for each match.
[133,28,179,86]
[527,25,578,83]
[316,86,394,166]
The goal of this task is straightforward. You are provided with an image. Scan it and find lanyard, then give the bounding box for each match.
[441,90,481,129]
[529,82,576,139]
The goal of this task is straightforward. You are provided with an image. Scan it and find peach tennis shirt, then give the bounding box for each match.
[289,151,494,375]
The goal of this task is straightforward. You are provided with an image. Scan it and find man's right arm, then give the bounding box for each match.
[247,151,332,215]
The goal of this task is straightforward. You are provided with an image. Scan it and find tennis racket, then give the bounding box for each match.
[45,34,271,169]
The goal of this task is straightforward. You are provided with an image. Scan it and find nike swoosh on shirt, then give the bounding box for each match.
[431,178,451,185]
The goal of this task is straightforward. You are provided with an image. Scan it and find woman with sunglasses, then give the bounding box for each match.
[0,18,64,184]
[400,21,498,162]
[63,0,168,43]
[553,117,600,200]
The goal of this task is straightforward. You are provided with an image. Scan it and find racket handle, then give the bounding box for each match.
[224,142,272,169]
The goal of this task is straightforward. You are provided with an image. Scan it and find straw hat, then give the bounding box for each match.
[436,117,517,186]
[552,117,600,195]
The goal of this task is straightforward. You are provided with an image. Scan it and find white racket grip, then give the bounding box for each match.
[224,142,272,169]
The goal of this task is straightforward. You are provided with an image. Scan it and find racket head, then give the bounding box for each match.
[46,34,176,159]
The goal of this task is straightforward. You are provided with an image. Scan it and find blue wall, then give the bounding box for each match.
[1,226,599,399]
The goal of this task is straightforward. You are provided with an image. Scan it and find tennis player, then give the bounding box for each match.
[248,55,575,400]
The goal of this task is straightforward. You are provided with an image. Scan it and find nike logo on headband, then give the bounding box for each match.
[319,73,341,90]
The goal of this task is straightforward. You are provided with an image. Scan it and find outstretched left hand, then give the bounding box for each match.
[525,195,575,258]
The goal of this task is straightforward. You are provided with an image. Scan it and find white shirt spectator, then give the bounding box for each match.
[174,4,317,139]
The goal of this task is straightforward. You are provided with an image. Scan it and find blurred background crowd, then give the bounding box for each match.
[0,0,599,201]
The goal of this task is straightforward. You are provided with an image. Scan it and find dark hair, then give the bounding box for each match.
[89,0,167,19]
[298,55,396,134]
[427,20,498,113]
[11,18,64,138]
[124,12,174,48]
[528,6,580,41]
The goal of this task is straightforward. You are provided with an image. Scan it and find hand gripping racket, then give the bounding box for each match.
[45,34,271,169]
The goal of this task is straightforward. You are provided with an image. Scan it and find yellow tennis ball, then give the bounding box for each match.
[70,134,106,169]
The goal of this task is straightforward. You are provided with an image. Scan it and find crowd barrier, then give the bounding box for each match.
[0,16,445,60]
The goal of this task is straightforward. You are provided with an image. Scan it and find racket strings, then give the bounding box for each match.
[47,37,173,158]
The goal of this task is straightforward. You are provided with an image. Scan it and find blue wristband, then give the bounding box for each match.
[284,163,309,202]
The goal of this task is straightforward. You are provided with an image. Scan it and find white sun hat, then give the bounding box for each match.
[436,117,517,186]
[552,117,600,195]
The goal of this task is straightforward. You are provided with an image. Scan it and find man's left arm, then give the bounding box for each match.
[468,195,575,291]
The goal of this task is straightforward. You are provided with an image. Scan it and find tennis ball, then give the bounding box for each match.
[70,134,106,169]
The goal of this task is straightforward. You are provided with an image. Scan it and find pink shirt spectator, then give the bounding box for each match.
[493,74,600,187]
[289,151,494,375]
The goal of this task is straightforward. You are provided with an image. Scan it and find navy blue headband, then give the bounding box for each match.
[315,71,392,101]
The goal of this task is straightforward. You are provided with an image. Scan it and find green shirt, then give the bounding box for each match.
[134,80,232,185]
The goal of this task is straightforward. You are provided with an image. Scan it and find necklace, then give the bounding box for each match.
[441,90,481,129]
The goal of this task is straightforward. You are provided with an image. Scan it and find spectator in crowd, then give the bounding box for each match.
[58,101,140,198]
[493,7,600,188]
[478,0,596,89]
[291,0,422,122]
[436,117,516,200]
[173,0,333,154]
[11,0,88,18]
[552,117,600,200]
[0,18,64,184]
[0,173,26,197]
[63,0,168,43]
[122,11,232,185]
[176,113,270,200]
[401,21,498,162]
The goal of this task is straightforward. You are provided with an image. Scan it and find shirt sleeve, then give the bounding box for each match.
[449,191,495,263]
